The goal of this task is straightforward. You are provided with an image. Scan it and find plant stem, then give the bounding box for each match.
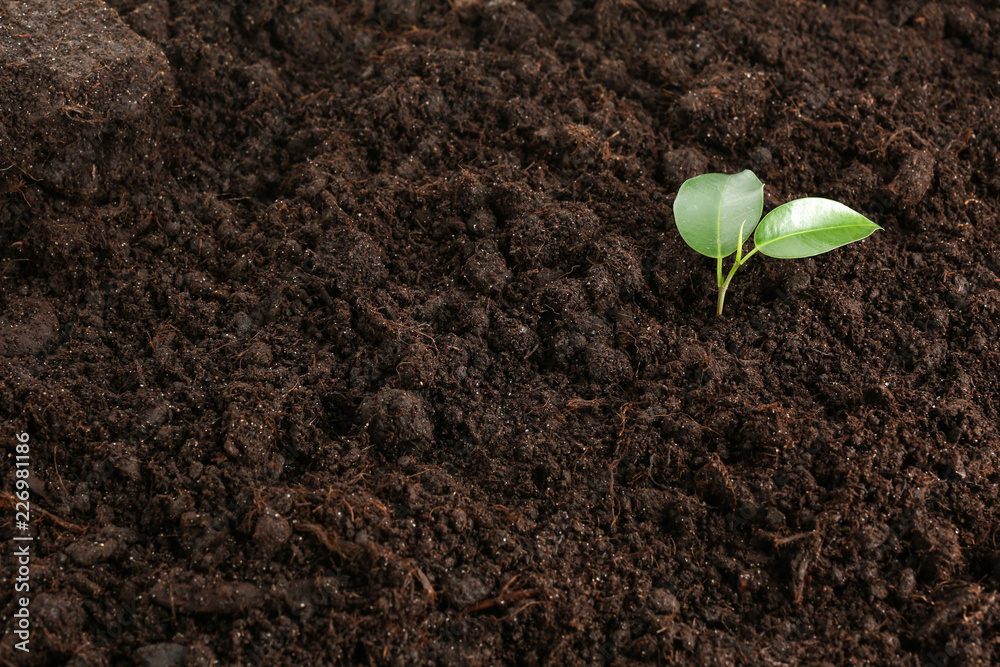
[716,247,759,316]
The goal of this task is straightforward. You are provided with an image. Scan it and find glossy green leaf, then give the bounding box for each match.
[754,198,882,259]
[673,170,764,258]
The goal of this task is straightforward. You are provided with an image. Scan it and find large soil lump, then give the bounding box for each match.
[0,0,174,200]
[358,388,434,458]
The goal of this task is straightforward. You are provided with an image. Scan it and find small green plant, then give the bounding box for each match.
[672,170,882,315]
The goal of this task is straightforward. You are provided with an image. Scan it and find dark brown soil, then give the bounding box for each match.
[2,0,1000,664]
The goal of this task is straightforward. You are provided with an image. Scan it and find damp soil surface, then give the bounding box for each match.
[2,0,1000,664]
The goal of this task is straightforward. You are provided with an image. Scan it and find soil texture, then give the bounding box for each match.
[2,0,1000,665]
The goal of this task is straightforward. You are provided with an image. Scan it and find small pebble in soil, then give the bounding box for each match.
[450,509,470,532]
[897,568,917,598]
[445,573,490,608]
[134,643,187,667]
[890,150,935,210]
[647,588,680,615]
[253,507,292,559]
[66,537,118,567]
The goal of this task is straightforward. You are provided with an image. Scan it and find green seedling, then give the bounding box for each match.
[672,170,882,315]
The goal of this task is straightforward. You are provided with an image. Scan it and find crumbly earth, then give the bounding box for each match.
[2,0,999,665]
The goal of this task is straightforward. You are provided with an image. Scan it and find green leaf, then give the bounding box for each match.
[754,198,882,259]
[673,170,764,258]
